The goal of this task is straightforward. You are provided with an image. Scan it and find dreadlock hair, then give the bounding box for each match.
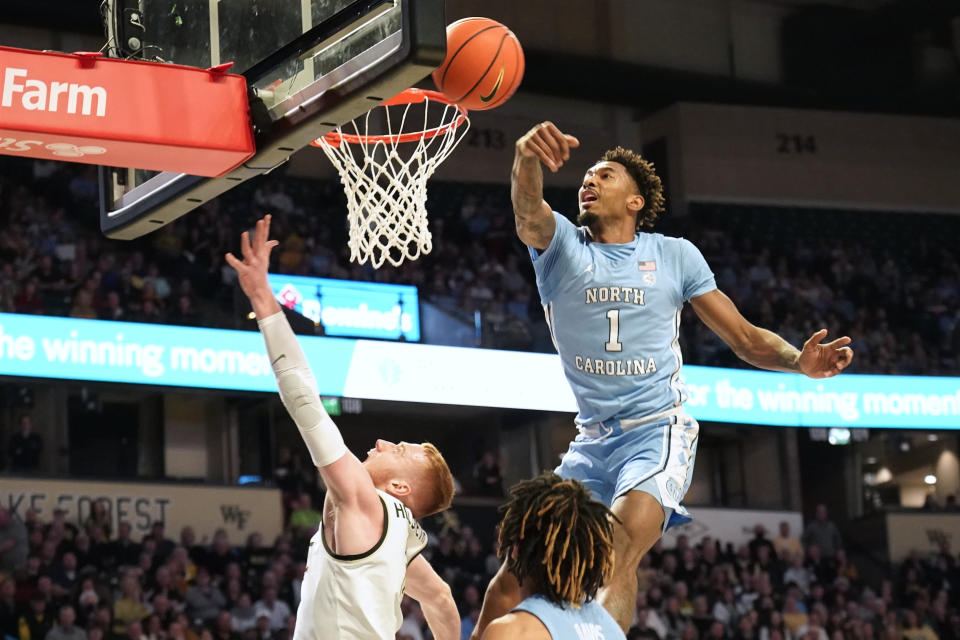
[598,147,665,230]
[497,471,616,607]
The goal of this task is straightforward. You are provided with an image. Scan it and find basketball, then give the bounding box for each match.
[431,17,525,111]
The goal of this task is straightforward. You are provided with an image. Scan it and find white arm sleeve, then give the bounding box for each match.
[257,311,346,468]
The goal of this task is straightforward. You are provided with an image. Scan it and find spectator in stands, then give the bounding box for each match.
[796,610,829,640]
[0,578,18,640]
[103,523,141,572]
[147,595,175,630]
[631,602,668,640]
[774,522,802,561]
[802,506,843,560]
[782,593,808,637]
[184,568,225,626]
[805,545,833,587]
[142,614,163,640]
[663,596,691,637]
[0,264,18,315]
[71,535,95,576]
[112,575,148,636]
[13,280,44,315]
[286,494,321,542]
[711,590,737,632]
[832,549,859,587]
[99,292,126,322]
[249,614,273,640]
[471,451,504,497]
[124,619,146,640]
[0,509,28,575]
[37,541,57,577]
[68,289,97,320]
[203,532,237,581]
[690,595,714,637]
[210,611,237,640]
[397,598,425,640]
[169,296,200,327]
[19,593,55,640]
[178,527,208,568]
[748,525,777,562]
[45,606,86,640]
[146,523,175,564]
[252,587,289,633]
[82,501,112,542]
[229,593,257,635]
[9,414,42,473]
[48,552,79,601]
[241,534,270,589]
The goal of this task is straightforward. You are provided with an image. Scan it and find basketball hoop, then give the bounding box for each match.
[312,88,469,268]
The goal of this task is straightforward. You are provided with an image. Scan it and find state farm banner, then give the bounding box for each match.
[663,507,803,548]
[0,477,283,544]
[886,512,960,561]
[0,46,253,176]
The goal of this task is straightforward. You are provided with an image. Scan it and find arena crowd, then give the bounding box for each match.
[1,497,959,640]
[1,157,957,375]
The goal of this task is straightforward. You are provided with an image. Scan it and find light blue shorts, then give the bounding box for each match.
[555,410,699,532]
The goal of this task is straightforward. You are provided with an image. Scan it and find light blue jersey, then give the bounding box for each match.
[513,595,626,640]
[530,212,716,426]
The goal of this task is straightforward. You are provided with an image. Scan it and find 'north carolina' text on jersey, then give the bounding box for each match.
[530,212,716,426]
[513,594,626,640]
[293,490,427,640]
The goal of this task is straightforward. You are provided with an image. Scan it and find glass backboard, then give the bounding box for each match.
[99,0,445,239]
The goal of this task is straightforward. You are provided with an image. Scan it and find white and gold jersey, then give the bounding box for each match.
[293,490,428,640]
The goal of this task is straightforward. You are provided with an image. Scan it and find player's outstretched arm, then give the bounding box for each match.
[512,121,579,250]
[226,216,381,524]
[468,561,522,640]
[404,555,460,640]
[690,289,854,377]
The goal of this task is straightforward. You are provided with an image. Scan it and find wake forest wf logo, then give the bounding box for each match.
[220,505,251,530]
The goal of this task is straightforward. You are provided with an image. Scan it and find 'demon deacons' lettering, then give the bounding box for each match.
[575,356,657,376]
[585,286,645,305]
[1,68,107,117]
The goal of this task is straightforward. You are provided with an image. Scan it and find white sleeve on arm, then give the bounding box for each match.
[258,311,346,468]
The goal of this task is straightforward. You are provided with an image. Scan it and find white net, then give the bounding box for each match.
[315,90,470,268]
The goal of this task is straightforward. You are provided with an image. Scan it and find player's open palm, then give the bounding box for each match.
[798,329,854,378]
[225,214,279,300]
[516,121,580,173]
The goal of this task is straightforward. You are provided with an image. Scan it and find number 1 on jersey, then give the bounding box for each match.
[605,309,622,352]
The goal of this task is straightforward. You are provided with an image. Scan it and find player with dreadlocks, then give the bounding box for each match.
[481,472,626,640]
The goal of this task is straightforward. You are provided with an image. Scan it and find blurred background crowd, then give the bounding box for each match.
[2,156,958,375]
[2,492,959,640]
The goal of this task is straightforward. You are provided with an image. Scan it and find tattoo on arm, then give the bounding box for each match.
[511,154,544,223]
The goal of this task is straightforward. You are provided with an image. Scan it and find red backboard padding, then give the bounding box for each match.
[0,46,255,177]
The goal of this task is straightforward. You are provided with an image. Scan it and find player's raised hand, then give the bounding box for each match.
[516,121,580,173]
[798,329,854,378]
[225,214,279,302]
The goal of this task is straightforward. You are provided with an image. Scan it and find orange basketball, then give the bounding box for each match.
[431,17,525,111]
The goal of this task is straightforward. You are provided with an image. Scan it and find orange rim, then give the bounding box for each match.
[311,88,468,147]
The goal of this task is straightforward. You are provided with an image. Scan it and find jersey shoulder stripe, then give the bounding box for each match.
[319,497,389,561]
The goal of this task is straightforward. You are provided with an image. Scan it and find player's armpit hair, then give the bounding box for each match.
[599,146,665,230]
[496,471,616,607]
